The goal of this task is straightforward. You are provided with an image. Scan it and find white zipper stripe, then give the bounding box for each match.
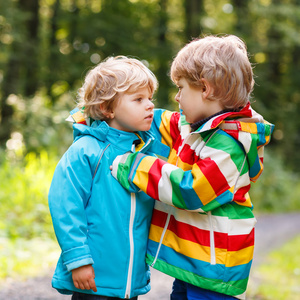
[151,131,201,266]
[208,211,216,265]
[150,133,179,268]
[125,192,136,299]
[208,155,247,266]
[151,211,171,267]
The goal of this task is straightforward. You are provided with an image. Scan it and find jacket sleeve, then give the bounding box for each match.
[112,131,248,213]
[48,140,96,272]
[150,109,181,149]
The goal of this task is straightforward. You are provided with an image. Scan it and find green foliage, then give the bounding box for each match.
[0,237,60,280]
[248,0,300,171]
[5,90,74,156]
[2,0,300,171]
[0,151,58,240]
[250,150,300,212]
[247,235,300,299]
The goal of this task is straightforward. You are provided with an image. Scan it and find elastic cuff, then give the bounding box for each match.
[62,244,92,269]
[66,257,94,272]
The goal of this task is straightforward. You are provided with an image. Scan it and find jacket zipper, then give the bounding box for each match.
[151,134,189,267]
[207,155,247,266]
[125,192,136,299]
[151,138,185,267]
[125,140,151,297]
[179,131,219,265]
[150,209,171,267]
[151,131,218,267]
[208,211,216,265]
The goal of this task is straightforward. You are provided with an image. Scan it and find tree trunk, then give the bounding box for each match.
[0,2,21,144]
[0,0,40,145]
[231,0,250,37]
[155,0,173,108]
[45,0,60,100]
[184,0,203,41]
[19,0,40,96]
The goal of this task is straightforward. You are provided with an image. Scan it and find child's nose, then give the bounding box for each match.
[147,100,155,109]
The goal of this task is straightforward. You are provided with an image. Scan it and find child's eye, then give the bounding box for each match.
[135,98,142,102]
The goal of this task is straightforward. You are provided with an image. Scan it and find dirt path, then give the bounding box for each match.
[1,213,300,300]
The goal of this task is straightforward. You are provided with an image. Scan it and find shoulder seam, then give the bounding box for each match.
[92,143,111,179]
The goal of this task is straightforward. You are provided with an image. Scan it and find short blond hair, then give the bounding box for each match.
[77,56,158,120]
[170,35,254,110]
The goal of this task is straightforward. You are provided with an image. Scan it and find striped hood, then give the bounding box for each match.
[192,103,274,182]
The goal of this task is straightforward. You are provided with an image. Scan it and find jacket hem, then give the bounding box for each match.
[147,256,246,300]
[52,278,151,298]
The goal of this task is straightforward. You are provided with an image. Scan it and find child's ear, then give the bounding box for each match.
[99,103,114,119]
[200,79,214,100]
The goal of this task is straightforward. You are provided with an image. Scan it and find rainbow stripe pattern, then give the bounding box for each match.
[113,104,274,299]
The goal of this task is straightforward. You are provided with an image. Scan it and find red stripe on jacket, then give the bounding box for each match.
[178,143,198,165]
[151,210,254,251]
[146,159,167,200]
[234,185,251,202]
[197,158,230,196]
[170,113,181,149]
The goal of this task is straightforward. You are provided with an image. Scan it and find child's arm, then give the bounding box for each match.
[48,138,99,288]
[72,265,97,292]
[112,132,248,212]
[150,109,181,149]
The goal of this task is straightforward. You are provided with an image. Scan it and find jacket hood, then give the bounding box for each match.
[194,103,275,182]
[70,111,170,157]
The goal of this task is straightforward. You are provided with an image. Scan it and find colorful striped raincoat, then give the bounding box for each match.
[112,103,274,299]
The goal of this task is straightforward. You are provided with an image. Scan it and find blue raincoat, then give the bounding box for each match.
[48,120,169,298]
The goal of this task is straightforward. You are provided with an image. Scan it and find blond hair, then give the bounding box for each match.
[77,56,158,120]
[170,35,254,110]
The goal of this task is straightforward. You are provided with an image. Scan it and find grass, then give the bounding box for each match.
[0,237,60,281]
[247,235,300,299]
[0,151,60,282]
[0,151,57,240]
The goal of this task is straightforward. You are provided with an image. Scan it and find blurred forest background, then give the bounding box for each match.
[0,0,300,290]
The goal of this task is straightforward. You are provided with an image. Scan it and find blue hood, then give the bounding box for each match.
[73,120,170,157]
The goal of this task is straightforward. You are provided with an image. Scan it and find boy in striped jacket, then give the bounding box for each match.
[111,35,274,299]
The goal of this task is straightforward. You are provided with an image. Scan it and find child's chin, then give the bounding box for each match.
[140,124,152,132]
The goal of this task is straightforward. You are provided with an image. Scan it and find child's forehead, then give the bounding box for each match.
[126,85,153,95]
[176,77,190,85]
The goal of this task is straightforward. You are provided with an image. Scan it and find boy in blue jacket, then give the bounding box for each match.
[48,56,169,300]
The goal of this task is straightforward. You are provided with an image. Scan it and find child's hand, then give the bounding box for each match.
[72,265,97,292]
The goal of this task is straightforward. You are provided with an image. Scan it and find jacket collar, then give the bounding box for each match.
[74,120,146,151]
[73,119,170,157]
[192,102,253,134]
